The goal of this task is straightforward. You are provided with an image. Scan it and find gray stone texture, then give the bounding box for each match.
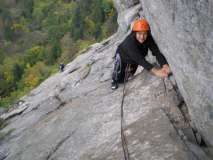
[140,0,213,147]
[0,31,200,160]
[0,0,212,159]
[113,0,141,33]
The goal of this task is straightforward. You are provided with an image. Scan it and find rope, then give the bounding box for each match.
[120,64,131,160]
[162,78,167,95]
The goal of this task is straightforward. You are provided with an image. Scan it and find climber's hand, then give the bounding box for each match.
[150,67,168,78]
[162,64,171,74]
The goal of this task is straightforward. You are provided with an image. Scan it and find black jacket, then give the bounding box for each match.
[117,32,168,70]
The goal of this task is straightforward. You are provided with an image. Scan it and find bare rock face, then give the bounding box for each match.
[0,1,212,160]
[0,32,199,159]
[140,0,213,147]
[1,33,210,160]
[113,0,141,32]
[113,0,140,12]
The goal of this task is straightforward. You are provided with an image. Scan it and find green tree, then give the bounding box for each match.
[70,6,84,40]
[22,0,34,18]
[24,46,46,66]
[4,23,14,41]
[51,42,61,62]
[13,63,24,82]
[0,57,17,96]
[47,25,65,43]
[23,61,51,88]
[0,49,5,64]
[84,17,96,38]
[91,0,104,23]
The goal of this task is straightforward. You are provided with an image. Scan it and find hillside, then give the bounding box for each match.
[0,0,117,108]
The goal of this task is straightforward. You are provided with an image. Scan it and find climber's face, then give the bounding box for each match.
[136,31,148,44]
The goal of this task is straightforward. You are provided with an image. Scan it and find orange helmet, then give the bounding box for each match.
[132,19,150,32]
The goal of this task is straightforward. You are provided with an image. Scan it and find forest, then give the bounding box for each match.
[0,0,118,108]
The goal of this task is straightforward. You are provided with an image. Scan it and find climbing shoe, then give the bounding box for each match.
[111,80,118,90]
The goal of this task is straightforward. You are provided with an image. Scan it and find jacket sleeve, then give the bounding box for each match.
[148,35,168,67]
[126,46,154,71]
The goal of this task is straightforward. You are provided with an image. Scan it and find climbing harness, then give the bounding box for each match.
[113,53,122,82]
[120,64,131,160]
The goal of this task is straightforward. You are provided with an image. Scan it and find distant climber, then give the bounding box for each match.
[59,63,65,72]
[111,19,171,90]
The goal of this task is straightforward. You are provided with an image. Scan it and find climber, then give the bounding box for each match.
[111,18,171,90]
[59,63,65,72]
